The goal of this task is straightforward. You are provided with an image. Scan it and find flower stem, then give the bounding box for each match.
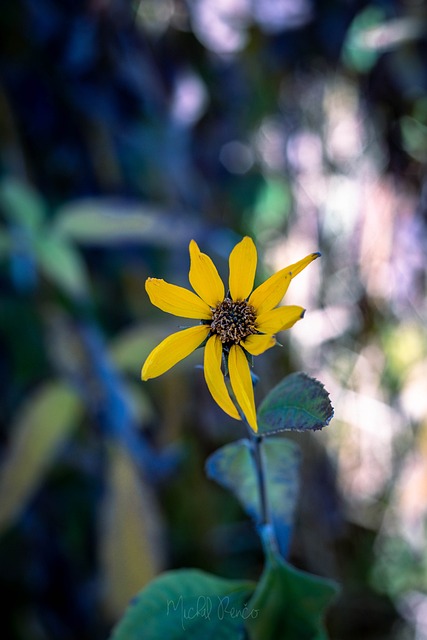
[247,428,278,553]
[249,432,268,526]
[225,370,278,551]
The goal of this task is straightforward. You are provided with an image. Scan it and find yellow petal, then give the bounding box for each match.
[146,278,212,320]
[229,236,257,301]
[141,325,210,380]
[204,336,241,421]
[249,268,292,315]
[189,240,225,308]
[287,252,321,278]
[228,345,258,432]
[248,252,320,315]
[256,306,305,335]
[241,334,276,356]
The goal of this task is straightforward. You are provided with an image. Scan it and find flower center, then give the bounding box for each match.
[210,298,257,344]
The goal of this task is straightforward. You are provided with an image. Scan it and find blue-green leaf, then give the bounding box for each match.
[205,438,300,557]
[35,233,89,298]
[341,7,385,72]
[257,373,333,435]
[342,8,422,74]
[0,176,45,231]
[53,199,200,246]
[247,547,339,640]
[0,229,12,255]
[109,569,256,640]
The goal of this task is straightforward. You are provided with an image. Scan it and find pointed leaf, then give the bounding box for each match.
[247,548,339,640]
[0,381,82,532]
[110,569,256,640]
[109,323,176,374]
[100,444,165,619]
[54,199,201,246]
[206,438,300,557]
[0,176,45,231]
[35,233,89,298]
[257,373,334,435]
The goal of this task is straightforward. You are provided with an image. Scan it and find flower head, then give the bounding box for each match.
[141,237,320,432]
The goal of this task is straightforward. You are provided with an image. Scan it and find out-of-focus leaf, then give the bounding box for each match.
[257,373,334,435]
[109,324,172,374]
[343,9,422,74]
[250,178,291,238]
[372,532,427,598]
[382,321,427,379]
[9,232,38,291]
[53,199,201,246]
[400,116,427,162]
[0,228,12,255]
[35,233,89,298]
[100,444,165,620]
[247,547,338,640]
[206,438,300,557]
[0,381,83,532]
[110,322,203,384]
[121,380,156,424]
[109,568,256,640]
[0,176,45,231]
[342,7,385,72]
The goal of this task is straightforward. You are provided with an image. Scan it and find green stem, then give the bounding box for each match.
[247,429,277,553]
[225,365,278,552]
[249,432,268,526]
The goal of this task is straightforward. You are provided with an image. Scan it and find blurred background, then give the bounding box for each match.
[0,0,427,638]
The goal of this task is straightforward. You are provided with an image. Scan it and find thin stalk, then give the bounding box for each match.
[247,428,277,553]
[248,431,269,527]
[224,365,278,551]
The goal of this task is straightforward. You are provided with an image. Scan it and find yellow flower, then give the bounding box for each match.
[141,237,320,432]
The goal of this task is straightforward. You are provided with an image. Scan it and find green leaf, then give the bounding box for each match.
[0,228,12,256]
[250,178,291,238]
[205,438,300,557]
[35,232,89,298]
[54,199,200,246]
[341,7,385,72]
[99,444,165,619]
[372,531,427,598]
[400,115,427,162]
[246,548,339,640]
[110,569,256,640]
[109,324,173,374]
[342,9,422,74]
[0,176,45,231]
[0,381,83,532]
[257,373,333,436]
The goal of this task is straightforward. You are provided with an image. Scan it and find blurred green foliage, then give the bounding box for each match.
[1,0,427,638]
